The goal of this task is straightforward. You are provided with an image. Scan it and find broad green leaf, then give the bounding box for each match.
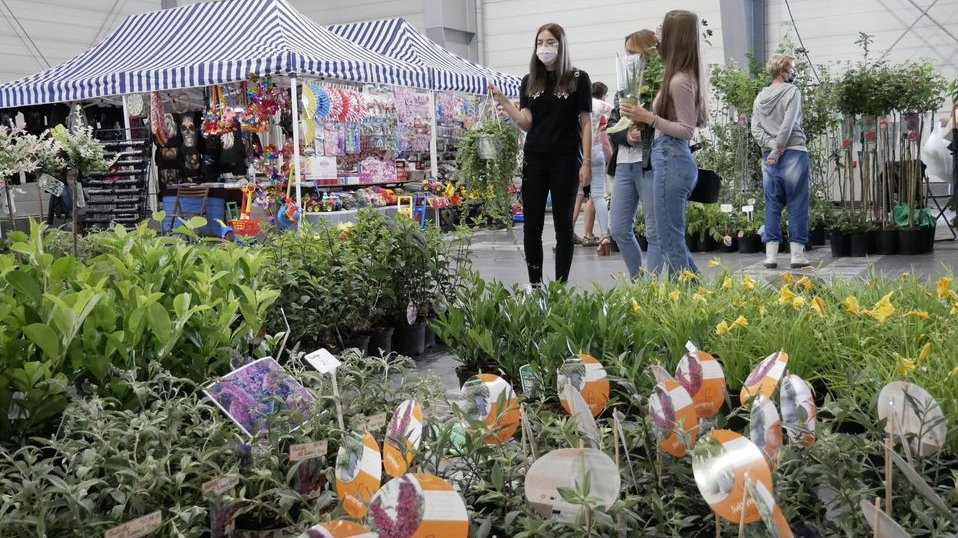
[146,302,172,346]
[23,324,60,360]
[188,216,207,229]
[5,270,42,303]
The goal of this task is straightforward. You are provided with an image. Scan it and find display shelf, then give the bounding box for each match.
[79,129,152,231]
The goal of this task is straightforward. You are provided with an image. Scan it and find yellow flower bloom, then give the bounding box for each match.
[900,272,910,280]
[843,296,860,315]
[722,276,733,290]
[715,321,730,335]
[797,275,814,291]
[936,277,952,300]
[678,269,698,284]
[952,304,958,315]
[708,257,721,268]
[631,297,641,314]
[759,304,767,316]
[692,292,708,304]
[779,286,796,305]
[943,289,958,304]
[916,343,932,365]
[868,292,895,324]
[948,366,958,380]
[741,275,756,291]
[730,315,749,329]
[896,357,916,377]
[782,272,794,284]
[792,296,806,308]
[904,310,929,320]
[669,290,681,303]
[811,296,826,318]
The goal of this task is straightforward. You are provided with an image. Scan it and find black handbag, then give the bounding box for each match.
[689,168,722,203]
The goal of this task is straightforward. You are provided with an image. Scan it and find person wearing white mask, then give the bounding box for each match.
[490,23,593,287]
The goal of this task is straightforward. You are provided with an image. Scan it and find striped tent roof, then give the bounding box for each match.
[329,18,522,97]
[0,0,431,108]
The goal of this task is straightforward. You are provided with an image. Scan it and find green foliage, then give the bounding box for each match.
[455,116,520,224]
[0,221,278,441]
[710,57,770,117]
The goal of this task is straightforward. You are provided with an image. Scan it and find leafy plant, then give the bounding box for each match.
[455,114,520,224]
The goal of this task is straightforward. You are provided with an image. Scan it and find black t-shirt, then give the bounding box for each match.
[519,69,592,157]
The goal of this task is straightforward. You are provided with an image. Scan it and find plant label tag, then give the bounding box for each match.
[201,476,239,497]
[406,301,417,325]
[519,364,540,400]
[685,340,698,353]
[289,440,328,462]
[305,348,341,374]
[742,205,754,214]
[104,511,162,538]
[720,204,733,214]
[38,174,65,197]
[365,412,388,432]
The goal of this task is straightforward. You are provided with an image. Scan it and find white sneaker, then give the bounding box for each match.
[790,242,811,268]
[764,242,779,269]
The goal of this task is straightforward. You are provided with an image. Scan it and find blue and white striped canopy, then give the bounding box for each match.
[329,18,522,97]
[0,0,431,108]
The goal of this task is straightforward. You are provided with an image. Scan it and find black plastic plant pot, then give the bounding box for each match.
[849,232,869,257]
[719,236,739,253]
[738,234,762,254]
[897,228,924,255]
[423,321,437,350]
[393,321,426,356]
[685,234,699,252]
[877,228,899,255]
[810,223,826,246]
[830,232,850,258]
[637,235,648,252]
[368,326,394,356]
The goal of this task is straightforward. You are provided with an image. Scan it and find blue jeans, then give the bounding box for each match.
[590,145,609,236]
[762,149,810,245]
[651,135,699,276]
[610,161,662,279]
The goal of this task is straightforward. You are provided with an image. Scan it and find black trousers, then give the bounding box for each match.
[522,153,579,284]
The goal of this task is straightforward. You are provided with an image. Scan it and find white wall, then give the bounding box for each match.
[481,0,725,96]
[765,0,958,88]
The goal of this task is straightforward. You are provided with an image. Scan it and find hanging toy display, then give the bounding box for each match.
[202,85,237,136]
[276,166,301,229]
[150,92,169,146]
[241,75,284,132]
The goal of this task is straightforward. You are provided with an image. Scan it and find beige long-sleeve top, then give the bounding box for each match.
[654,72,699,141]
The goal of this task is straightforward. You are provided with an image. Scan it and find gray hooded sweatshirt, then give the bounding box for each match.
[751,83,807,159]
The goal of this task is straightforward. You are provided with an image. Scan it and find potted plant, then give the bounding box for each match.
[634,208,648,251]
[455,107,520,226]
[737,215,763,253]
[685,202,707,252]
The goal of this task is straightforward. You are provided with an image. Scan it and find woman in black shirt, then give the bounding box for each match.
[490,23,592,287]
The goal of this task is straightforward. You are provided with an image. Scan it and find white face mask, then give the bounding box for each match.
[536,46,558,66]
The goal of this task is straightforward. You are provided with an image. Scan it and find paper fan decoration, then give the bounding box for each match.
[649,378,698,457]
[740,351,789,409]
[459,374,519,444]
[299,520,376,538]
[749,395,783,467]
[676,350,726,419]
[525,448,620,524]
[338,89,351,122]
[311,83,331,118]
[126,93,146,118]
[557,354,610,417]
[335,432,382,518]
[780,374,816,445]
[367,473,468,538]
[383,400,423,477]
[327,88,344,120]
[346,91,363,122]
[692,430,772,524]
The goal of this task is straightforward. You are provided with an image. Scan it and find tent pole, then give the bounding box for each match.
[121,94,132,141]
[428,91,438,179]
[290,74,302,220]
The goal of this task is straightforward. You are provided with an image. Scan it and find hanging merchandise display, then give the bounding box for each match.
[241,75,284,132]
[202,85,237,136]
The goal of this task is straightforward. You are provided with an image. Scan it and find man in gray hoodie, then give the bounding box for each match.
[751,53,811,269]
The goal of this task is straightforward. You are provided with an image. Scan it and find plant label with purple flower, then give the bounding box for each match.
[740,351,789,410]
[383,400,424,477]
[368,473,468,537]
[204,358,315,437]
[648,379,698,458]
[676,351,726,419]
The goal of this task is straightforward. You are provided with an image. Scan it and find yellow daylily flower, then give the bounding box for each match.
[715,321,730,335]
[792,296,806,308]
[916,343,932,365]
[692,292,708,304]
[797,275,814,291]
[948,366,958,380]
[722,276,733,290]
[759,304,767,316]
[730,315,749,329]
[779,286,796,305]
[904,310,929,320]
[867,292,895,324]
[936,277,952,300]
[900,272,910,280]
[943,289,958,304]
[678,269,698,284]
[782,271,794,284]
[952,304,958,315]
[896,357,916,377]
[669,290,681,303]
[708,257,722,268]
[741,275,756,291]
[843,296,861,315]
[811,296,826,318]
[631,298,642,314]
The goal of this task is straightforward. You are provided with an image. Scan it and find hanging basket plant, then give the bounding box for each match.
[455,102,520,224]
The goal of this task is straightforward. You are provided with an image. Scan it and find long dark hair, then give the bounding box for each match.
[526,23,577,97]
[656,10,708,127]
